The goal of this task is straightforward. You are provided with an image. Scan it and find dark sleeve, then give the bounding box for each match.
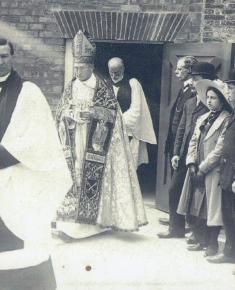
[0,144,19,169]
[165,117,173,155]
[165,98,178,155]
[173,103,187,156]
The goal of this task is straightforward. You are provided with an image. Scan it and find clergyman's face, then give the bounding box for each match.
[175,59,190,81]
[74,63,94,81]
[108,65,124,84]
[0,44,12,77]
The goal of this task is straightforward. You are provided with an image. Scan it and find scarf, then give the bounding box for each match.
[199,110,221,132]
[111,75,132,113]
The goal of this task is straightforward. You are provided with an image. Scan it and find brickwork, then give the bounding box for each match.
[0,0,232,110]
[204,0,235,42]
[51,0,203,42]
[0,0,65,109]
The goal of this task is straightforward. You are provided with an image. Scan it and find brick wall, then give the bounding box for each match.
[53,0,203,43]
[204,0,235,42]
[0,0,232,110]
[0,0,66,109]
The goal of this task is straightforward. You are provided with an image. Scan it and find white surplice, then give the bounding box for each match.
[0,81,72,251]
[113,78,157,169]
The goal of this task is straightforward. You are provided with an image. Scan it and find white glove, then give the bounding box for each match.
[232,181,235,193]
[171,155,180,170]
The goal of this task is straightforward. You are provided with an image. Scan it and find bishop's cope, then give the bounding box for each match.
[55,31,147,239]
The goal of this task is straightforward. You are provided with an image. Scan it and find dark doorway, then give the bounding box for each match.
[94,42,163,198]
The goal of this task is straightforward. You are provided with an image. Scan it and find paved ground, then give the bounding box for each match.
[51,197,235,290]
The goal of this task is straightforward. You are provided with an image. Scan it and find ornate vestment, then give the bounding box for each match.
[56,73,147,237]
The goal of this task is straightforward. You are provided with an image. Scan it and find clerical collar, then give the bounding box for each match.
[0,72,11,83]
[196,94,201,106]
[184,78,192,89]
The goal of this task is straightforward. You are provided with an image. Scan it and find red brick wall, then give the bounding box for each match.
[0,0,231,110]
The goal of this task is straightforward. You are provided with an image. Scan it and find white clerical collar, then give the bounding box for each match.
[184,78,192,88]
[0,72,11,83]
[196,94,200,106]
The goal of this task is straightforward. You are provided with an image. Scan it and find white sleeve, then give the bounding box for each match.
[122,78,142,134]
[1,82,68,172]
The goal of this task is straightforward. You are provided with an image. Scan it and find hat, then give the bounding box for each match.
[191,62,216,79]
[72,30,96,64]
[224,68,235,84]
[195,79,233,112]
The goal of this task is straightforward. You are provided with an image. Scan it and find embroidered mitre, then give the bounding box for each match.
[72,30,96,64]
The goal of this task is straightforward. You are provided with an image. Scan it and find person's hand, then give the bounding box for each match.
[197,170,204,177]
[64,113,84,125]
[232,181,235,193]
[80,111,91,120]
[188,164,197,177]
[171,155,180,170]
[62,108,72,118]
[64,115,76,124]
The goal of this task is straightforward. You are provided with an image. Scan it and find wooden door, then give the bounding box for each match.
[156,42,232,212]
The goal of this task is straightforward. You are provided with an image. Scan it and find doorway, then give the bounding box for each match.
[94,42,163,198]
